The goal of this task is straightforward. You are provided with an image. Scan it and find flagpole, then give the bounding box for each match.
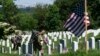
[84,0,88,52]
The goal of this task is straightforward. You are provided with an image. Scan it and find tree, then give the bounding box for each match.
[2,0,18,25]
[16,13,37,30]
[45,5,62,31]
[0,0,3,21]
[32,5,49,30]
[0,11,3,21]
[88,0,100,29]
[54,0,78,22]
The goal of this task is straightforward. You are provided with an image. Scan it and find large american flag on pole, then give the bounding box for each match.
[64,0,90,37]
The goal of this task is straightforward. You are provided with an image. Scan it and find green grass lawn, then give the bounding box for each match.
[0,50,100,56]
[0,53,19,56]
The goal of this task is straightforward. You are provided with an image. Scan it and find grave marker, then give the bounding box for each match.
[48,45,51,55]
[9,47,11,54]
[98,40,100,49]
[89,37,95,49]
[72,41,78,52]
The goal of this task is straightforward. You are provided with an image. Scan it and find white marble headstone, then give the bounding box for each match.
[7,39,10,47]
[48,45,51,55]
[18,47,21,55]
[52,42,55,50]
[98,40,100,49]
[54,37,57,42]
[11,44,14,49]
[64,39,67,48]
[2,47,4,53]
[94,30,99,36]
[72,41,78,52]
[48,39,52,45]
[59,43,63,54]
[90,37,95,49]
[63,32,66,39]
[9,47,11,54]
[2,40,5,46]
[59,32,62,39]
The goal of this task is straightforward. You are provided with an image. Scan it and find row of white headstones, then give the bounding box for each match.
[0,29,100,56]
[0,34,32,55]
[45,31,99,54]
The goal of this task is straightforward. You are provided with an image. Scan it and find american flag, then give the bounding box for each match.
[64,0,90,37]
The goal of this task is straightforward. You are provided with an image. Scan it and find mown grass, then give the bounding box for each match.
[0,53,19,56]
[1,50,100,56]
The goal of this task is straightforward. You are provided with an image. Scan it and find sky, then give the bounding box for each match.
[14,0,54,7]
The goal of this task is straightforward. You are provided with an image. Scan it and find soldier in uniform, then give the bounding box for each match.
[32,29,45,56]
[11,37,17,50]
[38,30,45,56]
[15,31,22,50]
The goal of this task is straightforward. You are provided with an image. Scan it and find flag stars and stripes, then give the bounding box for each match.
[64,0,90,37]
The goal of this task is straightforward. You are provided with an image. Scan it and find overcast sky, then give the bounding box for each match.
[14,0,54,7]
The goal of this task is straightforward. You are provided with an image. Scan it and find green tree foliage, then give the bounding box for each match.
[88,0,100,29]
[16,13,37,30]
[54,0,78,22]
[0,0,3,21]
[32,5,48,30]
[2,0,18,24]
[45,5,62,31]
[0,0,2,5]
[0,12,3,21]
